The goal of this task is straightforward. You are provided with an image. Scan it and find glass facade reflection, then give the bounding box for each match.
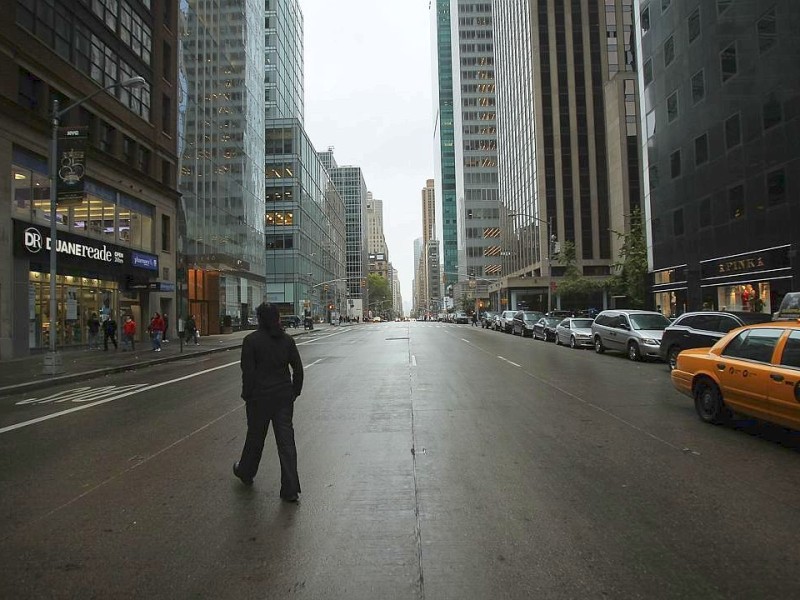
[265,121,346,320]
[266,0,304,122]
[178,0,267,333]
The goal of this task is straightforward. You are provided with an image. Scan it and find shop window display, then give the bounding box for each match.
[716,282,771,314]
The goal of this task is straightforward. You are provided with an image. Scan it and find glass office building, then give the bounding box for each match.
[178,0,267,333]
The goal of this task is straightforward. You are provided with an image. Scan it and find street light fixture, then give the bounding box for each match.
[508,211,557,314]
[45,76,146,375]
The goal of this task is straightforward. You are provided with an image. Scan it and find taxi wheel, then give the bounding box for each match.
[694,379,726,424]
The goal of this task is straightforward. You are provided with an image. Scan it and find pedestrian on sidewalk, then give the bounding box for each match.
[149,312,165,351]
[233,302,304,502]
[163,313,170,343]
[87,313,101,350]
[185,314,198,345]
[103,315,118,351]
[121,315,137,351]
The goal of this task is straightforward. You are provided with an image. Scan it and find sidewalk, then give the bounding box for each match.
[0,323,346,396]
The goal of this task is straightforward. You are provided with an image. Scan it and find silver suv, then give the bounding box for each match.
[591,309,672,361]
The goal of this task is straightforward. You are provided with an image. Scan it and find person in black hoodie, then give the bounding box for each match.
[233,302,304,501]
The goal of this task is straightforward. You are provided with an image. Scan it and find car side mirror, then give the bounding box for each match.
[619,323,630,330]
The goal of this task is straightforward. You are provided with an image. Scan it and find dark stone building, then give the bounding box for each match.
[637,0,799,316]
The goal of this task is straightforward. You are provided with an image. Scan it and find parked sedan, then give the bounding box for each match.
[497,310,517,333]
[512,311,543,337]
[533,316,561,341]
[555,318,595,348]
[481,311,498,329]
[454,311,469,324]
[660,310,773,371]
[671,320,800,429]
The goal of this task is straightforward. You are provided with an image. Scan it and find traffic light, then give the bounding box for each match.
[479,301,483,309]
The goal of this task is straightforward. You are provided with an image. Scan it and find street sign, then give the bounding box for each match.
[550,281,558,291]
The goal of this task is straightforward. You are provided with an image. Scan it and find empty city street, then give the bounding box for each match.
[2,322,800,599]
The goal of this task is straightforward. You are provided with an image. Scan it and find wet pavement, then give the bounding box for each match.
[0,322,344,395]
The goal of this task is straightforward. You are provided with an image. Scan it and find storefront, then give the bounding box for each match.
[699,246,794,316]
[653,245,796,316]
[12,220,160,353]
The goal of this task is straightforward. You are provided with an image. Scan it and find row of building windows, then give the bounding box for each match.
[464,171,497,184]
[459,29,493,40]
[460,56,493,66]
[81,0,153,65]
[459,43,493,54]
[666,169,788,237]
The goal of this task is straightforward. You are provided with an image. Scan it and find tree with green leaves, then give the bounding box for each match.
[367,273,392,316]
[607,206,649,309]
[556,240,604,310]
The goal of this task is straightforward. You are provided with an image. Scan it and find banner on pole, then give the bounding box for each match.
[56,126,88,207]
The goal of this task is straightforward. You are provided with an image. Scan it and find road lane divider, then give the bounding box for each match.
[497,356,521,368]
[411,355,417,367]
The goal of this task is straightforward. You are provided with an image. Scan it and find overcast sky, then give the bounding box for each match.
[301,0,434,314]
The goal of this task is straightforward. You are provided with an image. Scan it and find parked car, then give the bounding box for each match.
[454,311,469,324]
[533,316,561,341]
[555,317,595,348]
[481,311,498,329]
[497,310,517,333]
[280,314,301,328]
[671,320,800,429]
[591,309,672,361]
[660,311,773,371]
[512,311,543,337]
[774,292,800,321]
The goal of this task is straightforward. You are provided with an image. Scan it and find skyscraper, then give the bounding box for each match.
[264,0,346,321]
[637,0,799,315]
[491,0,642,313]
[433,1,502,311]
[319,149,369,320]
[178,0,266,333]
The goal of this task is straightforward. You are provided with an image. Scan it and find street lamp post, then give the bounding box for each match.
[45,76,146,375]
[509,212,556,314]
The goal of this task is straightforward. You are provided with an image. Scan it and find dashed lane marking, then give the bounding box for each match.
[497,356,521,368]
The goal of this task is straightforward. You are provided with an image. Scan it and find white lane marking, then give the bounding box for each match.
[297,331,344,345]
[0,361,240,435]
[16,384,149,406]
[3,352,325,435]
[411,355,417,367]
[497,356,521,368]
[461,338,470,343]
[305,359,323,368]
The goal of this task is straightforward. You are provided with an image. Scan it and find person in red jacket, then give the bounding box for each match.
[121,315,137,352]
[149,312,165,352]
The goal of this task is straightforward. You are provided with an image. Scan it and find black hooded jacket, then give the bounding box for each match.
[240,326,303,402]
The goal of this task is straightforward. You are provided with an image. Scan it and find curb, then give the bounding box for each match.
[0,342,246,396]
[0,325,338,396]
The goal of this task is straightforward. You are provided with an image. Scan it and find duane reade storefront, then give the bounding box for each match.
[10,220,160,355]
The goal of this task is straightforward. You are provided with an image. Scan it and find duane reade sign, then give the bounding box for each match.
[23,227,124,264]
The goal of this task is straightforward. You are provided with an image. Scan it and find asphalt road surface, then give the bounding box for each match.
[2,322,800,599]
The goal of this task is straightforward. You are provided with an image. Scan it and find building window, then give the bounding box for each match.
[643,58,653,86]
[694,133,709,166]
[662,0,672,13]
[17,68,42,111]
[138,146,150,174]
[720,42,737,82]
[757,7,777,53]
[670,149,681,178]
[729,185,745,219]
[767,169,786,205]
[725,113,741,149]
[162,160,172,187]
[687,8,701,44]
[763,93,782,130]
[673,209,684,236]
[162,94,171,134]
[649,164,659,191]
[691,69,705,104]
[667,91,679,122]
[664,35,675,67]
[699,197,712,228]
[162,41,171,81]
[161,214,171,252]
[641,6,650,34]
[717,0,733,15]
[123,136,135,163]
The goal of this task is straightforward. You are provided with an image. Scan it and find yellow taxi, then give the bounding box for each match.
[671,320,800,428]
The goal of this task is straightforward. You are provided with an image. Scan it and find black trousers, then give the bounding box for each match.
[238,394,300,496]
[103,331,117,350]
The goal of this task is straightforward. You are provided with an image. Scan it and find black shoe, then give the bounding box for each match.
[280,493,299,503]
[233,462,253,486]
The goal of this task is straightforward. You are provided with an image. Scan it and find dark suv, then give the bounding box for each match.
[660,310,773,370]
